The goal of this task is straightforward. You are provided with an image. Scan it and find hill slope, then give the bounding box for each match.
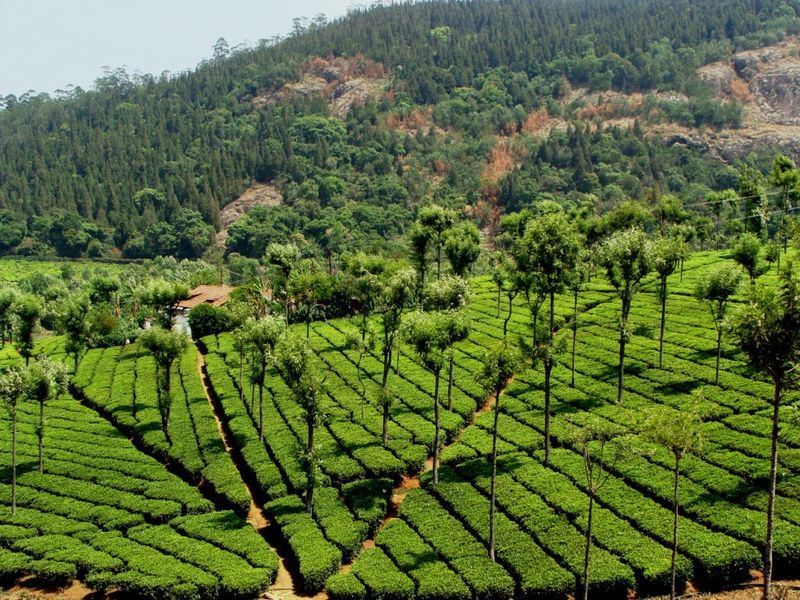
[0,0,798,259]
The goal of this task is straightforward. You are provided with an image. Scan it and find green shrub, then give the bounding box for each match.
[265,495,341,593]
[188,304,231,340]
[351,547,415,600]
[326,572,367,600]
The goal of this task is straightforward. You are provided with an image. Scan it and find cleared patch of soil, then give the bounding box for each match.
[216,182,283,248]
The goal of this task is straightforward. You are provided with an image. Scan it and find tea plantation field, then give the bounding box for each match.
[0,259,130,283]
[0,250,797,599]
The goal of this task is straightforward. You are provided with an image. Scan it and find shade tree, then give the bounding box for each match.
[0,367,26,514]
[0,289,18,347]
[424,276,470,410]
[443,221,481,277]
[568,252,589,387]
[733,268,800,600]
[514,210,581,463]
[57,294,91,371]
[377,267,416,445]
[137,279,190,329]
[732,233,766,283]
[694,264,742,385]
[642,406,704,600]
[598,228,652,403]
[274,332,326,512]
[243,316,286,442]
[652,236,684,368]
[265,242,302,323]
[13,294,43,366]
[769,154,800,253]
[138,327,189,446]
[417,204,457,280]
[27,358,69,473]
[573,425,624,600]
[480,342,522,561]
[403,310,468,484]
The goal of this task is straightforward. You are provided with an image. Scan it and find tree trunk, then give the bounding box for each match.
[11,411,16,515]
[763,378,782,600]
[571,289,579,388]
[489,387,501,561]
[503,296,513,338]
[38,401,44,472]
[382,346,392,446]
[160,366,173,446]
[433,370,441,485]
[496,288,501,318]
[447,353,454,410]
[357,353,366,422]
[715,328,722,386]
[582,491,594,600]
[306,319,310,339]
[671,453,681,600]
[544,292,555,465]
[305,414,315,513]
[617,326,627,404]
[659,276,667,369]
[258,378,265,442]
[396,339,401,374]
[238,350,244,404]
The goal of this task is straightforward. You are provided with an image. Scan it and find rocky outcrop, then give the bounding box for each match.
[685,37,800,162]
[253,55,389,119]
[215,183,283,248]
[750,63,800,125]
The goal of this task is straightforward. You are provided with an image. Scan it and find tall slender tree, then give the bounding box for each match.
[139,328,189,445]
[732,233,766,283]
[568,253,588,387]
[403,310,468,484]
[642,407,703,600]
[28,358,69,472]
[444,221,481,277]
[409,222,431,303]
[598,228,652,403]
[516,211,581,463]
[424,276,469,409]
[265,242,301,323]
[58,295,90,372]
[653,236,684,368]
[344,324,375,422]
[0,367,27,514]
[481,342,522,561]
[13,294,42,366]
[418,205,456,280]
[733,268,800,600]
[377,268,416,445]
[769,155,800,253]
[244,316,286,441]
[0,289,17,347]
[575,426,623,600]
[275,332,326,512]
[695,265,742,385]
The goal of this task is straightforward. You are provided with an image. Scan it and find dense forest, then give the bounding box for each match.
[0,0,798,260]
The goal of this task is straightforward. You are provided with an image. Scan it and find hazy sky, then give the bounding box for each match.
[0,0,355,97]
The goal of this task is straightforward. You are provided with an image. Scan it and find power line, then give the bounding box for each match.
[683,189,782,210]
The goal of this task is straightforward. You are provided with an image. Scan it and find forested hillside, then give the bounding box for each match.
[0,0,799,260]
